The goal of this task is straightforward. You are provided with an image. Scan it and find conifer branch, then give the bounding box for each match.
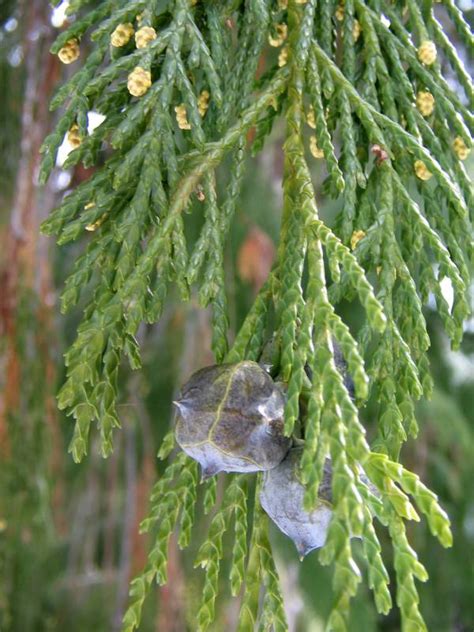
[42,1,472,630]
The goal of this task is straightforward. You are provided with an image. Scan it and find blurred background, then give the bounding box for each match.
[0,1,473,631]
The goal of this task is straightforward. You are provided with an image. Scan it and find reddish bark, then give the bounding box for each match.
[0,0,62,503]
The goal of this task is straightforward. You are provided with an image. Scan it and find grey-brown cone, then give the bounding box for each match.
[175,361,292,478]
[260,447,333,558]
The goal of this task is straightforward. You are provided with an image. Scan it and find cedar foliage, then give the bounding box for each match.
[41,1,472,630]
